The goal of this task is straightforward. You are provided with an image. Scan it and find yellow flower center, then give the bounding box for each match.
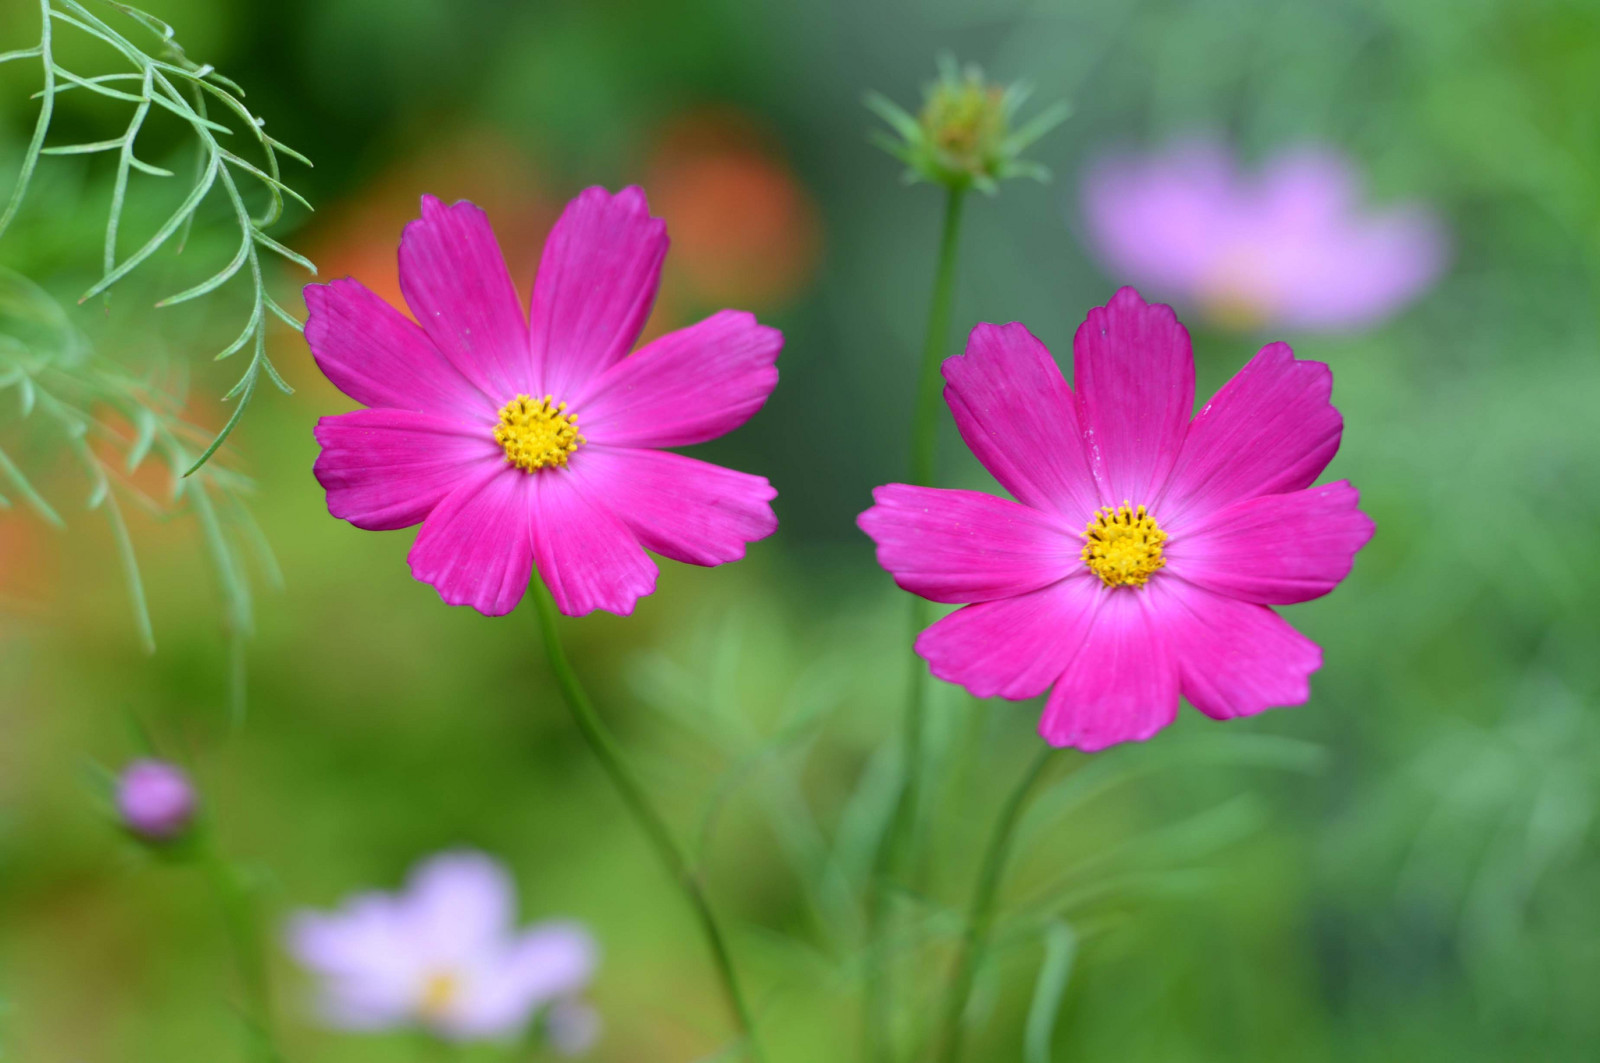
[494,394,584,472]
[1197,250,1275,332]
[418,970,460,1020]
[1081,503,1168,588]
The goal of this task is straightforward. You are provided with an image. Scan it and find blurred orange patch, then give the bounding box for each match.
[303,129,558,318]
[643,108,822,318]
[0,510,59,610]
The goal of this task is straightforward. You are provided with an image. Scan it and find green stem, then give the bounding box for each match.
[909,187,967,489]
[529,579,764,1062]
[901,184,968,858]
[935,747,1055,1063]
[199,839,282,1063]
[867,184,969,1063]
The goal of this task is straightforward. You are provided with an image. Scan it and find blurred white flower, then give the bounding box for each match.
[287,850,597,1047]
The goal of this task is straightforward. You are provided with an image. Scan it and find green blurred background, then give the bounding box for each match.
[3,0,1600,1059]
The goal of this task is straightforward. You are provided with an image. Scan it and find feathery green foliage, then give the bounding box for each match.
[1,0,314,474]
[0,268,275,677]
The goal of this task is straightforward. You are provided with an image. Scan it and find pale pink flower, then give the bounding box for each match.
[859,288,1374,751]
[287,850,598,1047]
[1082,139,1446,332]
[308,187,781,617]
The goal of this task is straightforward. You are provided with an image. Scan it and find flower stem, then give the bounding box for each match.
[529,579,764,1062]
[867,184,970,1063]
[901,184,968,856]
[909,187,967,490]
[199,839,283,1063]
[935,746,1056,1063]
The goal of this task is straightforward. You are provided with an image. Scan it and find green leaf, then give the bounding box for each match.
[0,445,63,527]
[1024,922,1078,1063]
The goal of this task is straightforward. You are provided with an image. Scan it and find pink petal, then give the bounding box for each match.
[1167,480,1374,604]
[573,310,781,448]
[943,322,1100,520]
[314,409,503,531]
[1158,581,1322,720]
[529,186,668,400]
[1039,588,1179,751]
[407,466,535,616]
[399,196,532,402]
[304,278,492,419]
[286,896,423,1029]
[529,470,658,617]
[450,923,598,1039]
[1080,138,1238,302]
[1275,207,1448,331]
[572,446,776,566]
[915,575,1100,700]
[1072,287,1194,505]
[286,895,418,979]
[1158,342,1341,524]
[858,484,1080,604]
[404,851,516,965]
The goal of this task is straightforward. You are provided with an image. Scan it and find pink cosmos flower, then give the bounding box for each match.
[307,187,781,617]
[858,288,1374,751]
[287,850,598,1048]
[1081,139,1446,332]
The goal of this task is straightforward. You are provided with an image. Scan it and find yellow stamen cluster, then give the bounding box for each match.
[494,394,583,471]
[418,970,460,1020]
[1081,503,1168,588]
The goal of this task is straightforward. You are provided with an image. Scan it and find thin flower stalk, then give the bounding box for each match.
[867,182,967,1063]
[529,578,766,1062]
[934,747,1055,1063]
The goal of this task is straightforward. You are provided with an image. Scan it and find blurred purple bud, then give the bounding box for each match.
[116,759,196,841]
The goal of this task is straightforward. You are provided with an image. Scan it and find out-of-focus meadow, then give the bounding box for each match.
[3,0,1600,1059]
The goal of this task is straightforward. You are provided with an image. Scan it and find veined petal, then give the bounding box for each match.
[573,446,776,566]
[1156,581,1322,720]
[314,409,503,531]
[859,484,1080,604]
[305,278,493,419]
[1167,480,1374,604]
[574,310,781,448]
[1160,341,1341,524]
[407,466,535,616]
[399,196,532,401]
[1039,587,1179,751]
[915,574,1100,700]
[530,470,658,617]
[530,186,668,399]
[1072,287,1194,506]
[943,322,1099,520]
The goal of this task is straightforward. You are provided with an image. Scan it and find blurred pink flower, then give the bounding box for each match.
[1081,139,1447,332]
[116,759,196,840]
[307,187,781,617]
[287,850,598,1047]
[859,288,1374,751]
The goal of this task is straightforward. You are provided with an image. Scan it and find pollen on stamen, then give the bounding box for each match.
[494,394,584,472]
[1081,503,1168,588]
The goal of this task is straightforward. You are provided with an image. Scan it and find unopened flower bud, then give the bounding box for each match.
[116,759,196,841]
[867,57,1069,193]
